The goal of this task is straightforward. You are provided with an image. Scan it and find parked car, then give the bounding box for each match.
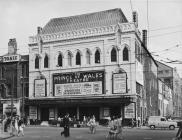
[147,116,177,130]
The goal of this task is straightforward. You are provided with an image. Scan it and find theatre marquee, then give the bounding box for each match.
[53,71,104,96]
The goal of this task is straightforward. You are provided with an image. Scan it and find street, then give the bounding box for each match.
[8,126,178,140]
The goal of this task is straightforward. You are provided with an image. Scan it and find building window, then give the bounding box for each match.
[86,50,91,64]
[123,47,129,61]
[58,53,63,67]
[68,52,72,66]
[35,55,39,69]
[76,52,81,65]
[111,48,117,62]
[0,67,5,79]
[95,49,100,63]
[44,55,49,68]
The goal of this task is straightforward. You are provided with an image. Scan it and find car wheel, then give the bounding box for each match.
[169,125,175,130]
[150,125,155,129]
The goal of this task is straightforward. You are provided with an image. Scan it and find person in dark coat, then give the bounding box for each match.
[61,113,70,137]
[174,121,182,140]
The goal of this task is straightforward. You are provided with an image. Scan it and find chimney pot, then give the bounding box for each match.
[132,11,138,27]
[37,26,42,34]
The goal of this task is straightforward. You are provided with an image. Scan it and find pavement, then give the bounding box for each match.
[0,124,149,140]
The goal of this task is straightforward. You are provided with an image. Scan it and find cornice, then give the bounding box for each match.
[29,25,116,44]
[29,23,141,45]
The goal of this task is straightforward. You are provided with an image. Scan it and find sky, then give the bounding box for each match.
[0,0,182,77]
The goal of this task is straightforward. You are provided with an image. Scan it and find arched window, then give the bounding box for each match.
[111,48,117,62]
[68,52,72,66]
[58,53,63,67]
[123,47,129,61]
[95,50,100,63]
[35,55,39,69]
[76,52,81,65]
[86,50,91,64]
[44,54,49,68]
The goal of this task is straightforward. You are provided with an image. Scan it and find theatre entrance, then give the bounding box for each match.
[79,107,99,121]
[41,107,49,121]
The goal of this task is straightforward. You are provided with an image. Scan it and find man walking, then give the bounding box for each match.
[61,113,70,138]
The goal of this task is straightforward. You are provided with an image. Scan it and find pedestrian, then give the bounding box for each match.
[173,121,182,140]
[61,113,70,137]
[14,116,19,136]
[87,115,96,134]
[106,116,117,139]
[9,117,15,136]
[18,117,24,136]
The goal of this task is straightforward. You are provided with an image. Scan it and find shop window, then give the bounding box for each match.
[123,47,129,61]
[111,48,117,62]
[58,54,63,67]
[44,55,49,68]
[68,52,72,66]
[35,55,39,69]
[76,52,81,65]
[86,50,91,64]
[95,50,100,64]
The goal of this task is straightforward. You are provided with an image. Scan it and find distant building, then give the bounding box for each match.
[28,9,152,124]
[142,31,159,117]
[0,38,29,117]
[157,61,182,117]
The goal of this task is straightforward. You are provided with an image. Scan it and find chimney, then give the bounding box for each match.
[132,11,138,27]
[37,26,42,34]
[8,38,17,54]
[142,30,147,48]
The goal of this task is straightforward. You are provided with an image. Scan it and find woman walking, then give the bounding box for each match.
[87,115,96,134]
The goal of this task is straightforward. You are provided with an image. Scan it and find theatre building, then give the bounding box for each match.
[28,9,147,124]
[0,38,29,117]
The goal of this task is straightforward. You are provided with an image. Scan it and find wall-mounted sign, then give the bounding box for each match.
[53,71,104,96]
[113,73,127,94]
[29,106,37,119]
[34,79,46,97]
[125,103,135,118]
[2,55,21,63]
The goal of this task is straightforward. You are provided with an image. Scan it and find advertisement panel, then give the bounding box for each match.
[124,103,135,118]
[29,106,37,119]
[34,79,46,97]
[53,71,104,96]
[113,73,127,94]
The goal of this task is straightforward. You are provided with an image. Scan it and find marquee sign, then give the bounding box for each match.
[53,71,104,96]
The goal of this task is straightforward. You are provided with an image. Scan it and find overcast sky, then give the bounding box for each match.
[0,0,182,77]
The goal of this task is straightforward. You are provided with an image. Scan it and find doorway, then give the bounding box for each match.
[41,108,49,121]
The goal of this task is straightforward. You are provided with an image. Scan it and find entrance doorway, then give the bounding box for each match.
[110,106,121,117]
[79,107,99,121]
[41,108,49,121]
[58,107,77,118]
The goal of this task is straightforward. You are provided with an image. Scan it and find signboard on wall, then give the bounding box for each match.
[34,79,46,97]
[2,55,21,63]
[125,103,135,118]
[53,71,104,96]
[113,73,127,94]
[29,106,37,119]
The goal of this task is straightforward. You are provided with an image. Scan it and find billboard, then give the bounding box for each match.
[113,73,127,94]
[53,71,104,96]
[34,79,46,97]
